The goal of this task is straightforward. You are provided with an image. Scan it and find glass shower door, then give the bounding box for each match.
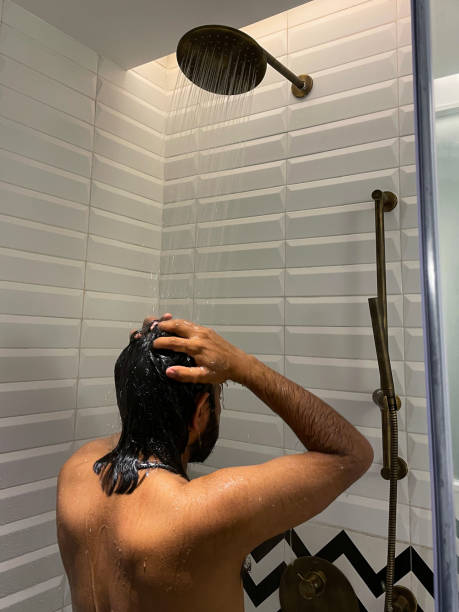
[411,0,459,609]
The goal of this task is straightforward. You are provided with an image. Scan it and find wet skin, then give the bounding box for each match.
[56,313,374,610]
[56,391,247,612]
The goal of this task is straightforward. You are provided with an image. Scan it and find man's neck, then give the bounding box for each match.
[108,431,190,471]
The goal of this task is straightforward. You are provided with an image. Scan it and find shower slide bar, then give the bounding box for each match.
[368,190,417,612]
[368,189,407,482]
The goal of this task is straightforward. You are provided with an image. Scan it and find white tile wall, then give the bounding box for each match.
[1,0,433,610]
[159,0,432,608]
[0,2,164,610]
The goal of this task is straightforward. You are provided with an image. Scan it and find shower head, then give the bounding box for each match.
[176,25,266,95]
[176,24,313,98]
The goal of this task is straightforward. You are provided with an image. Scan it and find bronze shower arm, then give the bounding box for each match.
[265,51,313,97]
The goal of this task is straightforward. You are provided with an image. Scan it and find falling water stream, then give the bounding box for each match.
[162,36,259,325]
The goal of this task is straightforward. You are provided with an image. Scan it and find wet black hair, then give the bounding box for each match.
[93,321,216,495]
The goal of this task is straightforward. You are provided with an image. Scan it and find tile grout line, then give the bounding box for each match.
[0,43,97,102]
[286,0,370,31]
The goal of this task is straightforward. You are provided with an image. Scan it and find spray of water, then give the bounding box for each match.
[161,33,259,319]
[165,41,258,182]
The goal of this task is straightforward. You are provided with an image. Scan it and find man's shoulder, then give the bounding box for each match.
[58,435,112,482]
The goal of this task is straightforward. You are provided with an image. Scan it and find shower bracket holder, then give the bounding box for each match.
[372,389,408,481]
[371,189,398,212]
[381,457,408,481]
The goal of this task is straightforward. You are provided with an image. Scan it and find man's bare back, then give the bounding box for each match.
[56,316,373,612]
[57,433,246,612]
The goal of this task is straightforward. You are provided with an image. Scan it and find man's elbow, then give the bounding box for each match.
[355,439,374,477]
[344,439,374,485]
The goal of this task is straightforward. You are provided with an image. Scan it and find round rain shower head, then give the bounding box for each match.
[176,24,267,95]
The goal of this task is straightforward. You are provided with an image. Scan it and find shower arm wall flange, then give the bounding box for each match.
[265,51,313,98]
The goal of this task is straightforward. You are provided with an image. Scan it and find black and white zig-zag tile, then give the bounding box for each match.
[411,546,435,612]
[242,524,434,611]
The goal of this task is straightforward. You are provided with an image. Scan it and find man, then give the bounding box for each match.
[56,313,373,612]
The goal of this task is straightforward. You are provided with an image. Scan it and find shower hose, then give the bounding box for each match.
[385,392,400,612]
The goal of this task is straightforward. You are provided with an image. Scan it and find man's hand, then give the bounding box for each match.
[152,318,251,385]
[129,313,173,340]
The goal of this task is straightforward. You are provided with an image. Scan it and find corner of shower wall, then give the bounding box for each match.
[0,2,165,610]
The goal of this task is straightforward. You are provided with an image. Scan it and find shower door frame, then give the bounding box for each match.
[410,1,458,610]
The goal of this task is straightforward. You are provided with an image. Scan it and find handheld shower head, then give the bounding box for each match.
[176,24,313,98]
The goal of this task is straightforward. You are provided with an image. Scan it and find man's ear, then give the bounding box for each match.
[192,392,210,427]
[195,391,210,413]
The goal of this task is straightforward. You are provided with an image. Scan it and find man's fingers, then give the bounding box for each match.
[129,328,141,340]
[141,313,173,329]
[128,314,175,340]
[154,313,173,327]
[166,365,211,383]
[153,336,196,354]
[157,318,196,338]
[130,314,173,338]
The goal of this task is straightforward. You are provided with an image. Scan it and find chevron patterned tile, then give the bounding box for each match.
[242,528,433,611]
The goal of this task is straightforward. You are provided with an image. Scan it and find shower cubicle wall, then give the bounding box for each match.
[0,0,164,609]
[161,0,434,610]
[0,0,434,611]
